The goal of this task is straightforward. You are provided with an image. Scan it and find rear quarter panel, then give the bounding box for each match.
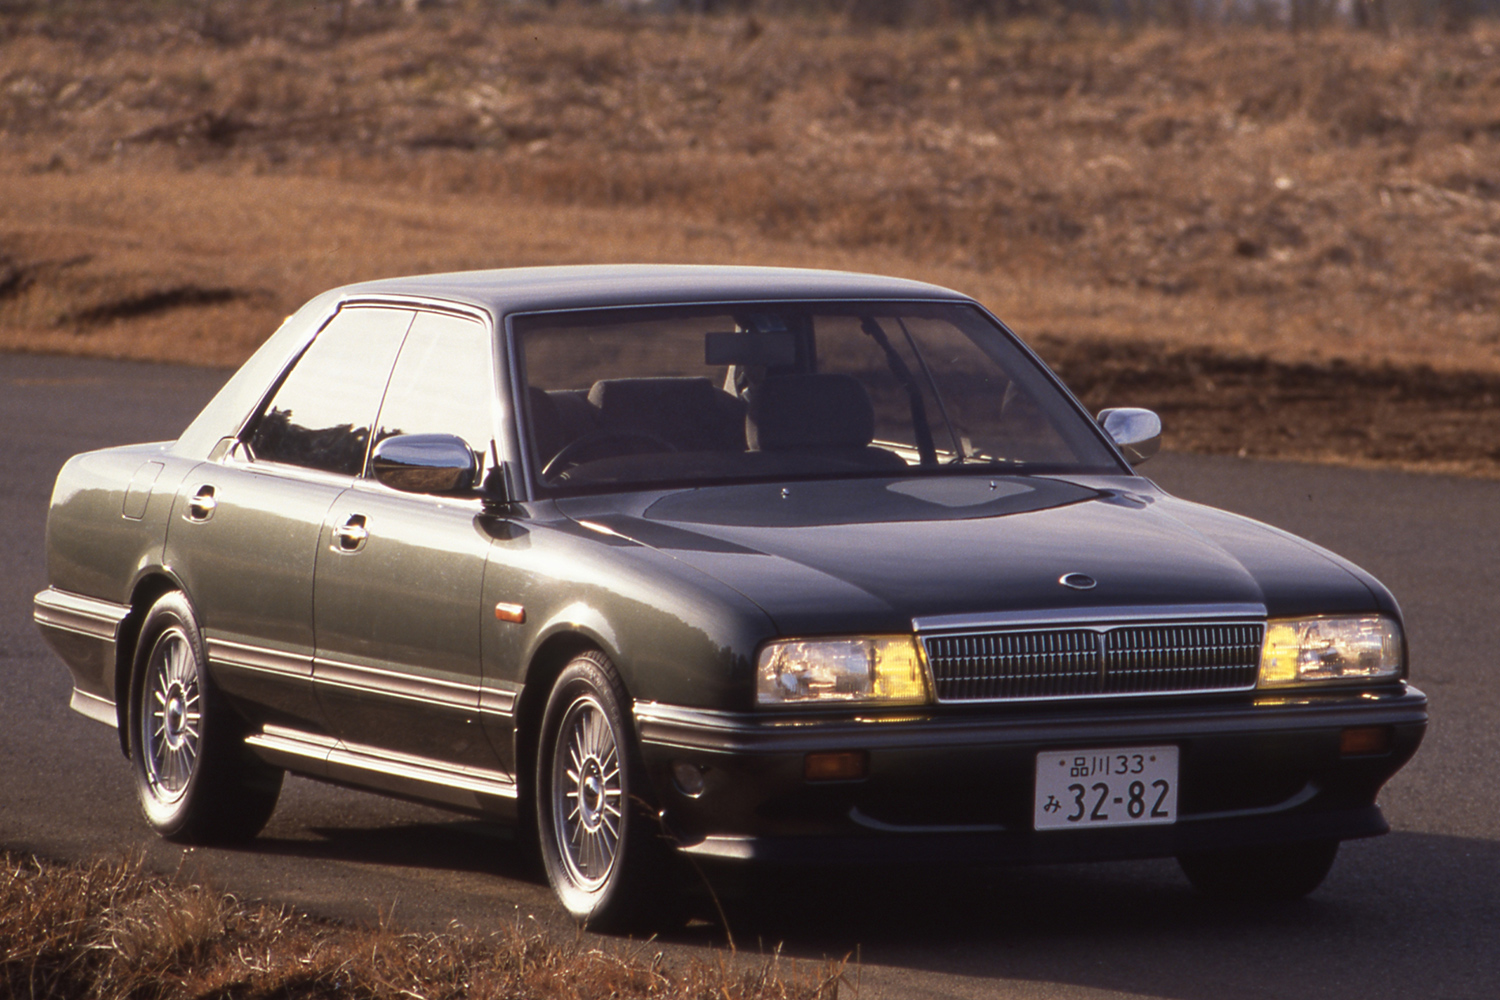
[44,444,199,700]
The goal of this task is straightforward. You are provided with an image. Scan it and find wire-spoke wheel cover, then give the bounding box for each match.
[550,693,624,891]
[140,626,202,804]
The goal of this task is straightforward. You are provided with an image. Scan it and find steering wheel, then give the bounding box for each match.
[541,429,679,480]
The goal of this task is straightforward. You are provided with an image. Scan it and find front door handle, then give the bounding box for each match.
[185,486,216,522]
[333,514,368,553]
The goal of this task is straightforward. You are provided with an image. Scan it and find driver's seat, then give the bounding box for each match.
[587,377,745,453]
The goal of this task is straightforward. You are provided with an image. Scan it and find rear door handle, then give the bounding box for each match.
[333,514,368,553]
[185,486,216,521]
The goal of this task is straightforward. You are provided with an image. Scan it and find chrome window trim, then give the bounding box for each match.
[502,294,1121,500]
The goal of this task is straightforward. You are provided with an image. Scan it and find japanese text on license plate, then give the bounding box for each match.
[1034,745,1179,830]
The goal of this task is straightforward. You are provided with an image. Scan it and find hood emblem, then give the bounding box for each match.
[1059,573,1097,591]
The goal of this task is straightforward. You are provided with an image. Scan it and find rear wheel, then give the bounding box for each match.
[128,592,282,844]
[535,651,679,931]
[1178,839,1340,900]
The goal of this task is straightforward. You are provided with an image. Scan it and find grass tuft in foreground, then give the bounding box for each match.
[0,852,845,1000]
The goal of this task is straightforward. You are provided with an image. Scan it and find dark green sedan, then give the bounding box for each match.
[34,265,1425,929]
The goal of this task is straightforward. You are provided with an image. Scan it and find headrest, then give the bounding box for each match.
[588,377,740,451]
[746,374,876,451]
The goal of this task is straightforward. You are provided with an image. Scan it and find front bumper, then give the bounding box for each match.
[634,685,1426,865]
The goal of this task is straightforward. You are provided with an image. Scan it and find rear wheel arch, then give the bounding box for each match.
[115,573,183,754]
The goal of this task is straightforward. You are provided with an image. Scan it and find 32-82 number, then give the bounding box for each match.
[1064,779,1172,823]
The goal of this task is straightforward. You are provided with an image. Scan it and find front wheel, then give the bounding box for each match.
[1177,839,1340,900]
[128,592,283,844]
[535,651,678,931]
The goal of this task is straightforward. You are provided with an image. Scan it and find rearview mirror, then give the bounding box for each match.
[1096,408,1162,465]
[705,331,797,367]
[371,433,477,493]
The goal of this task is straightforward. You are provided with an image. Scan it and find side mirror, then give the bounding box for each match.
[371,433,477,493]
[1096,408,1162,465]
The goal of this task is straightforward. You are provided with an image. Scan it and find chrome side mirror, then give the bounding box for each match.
[1097,408,1162,465]
[371,433,477,493]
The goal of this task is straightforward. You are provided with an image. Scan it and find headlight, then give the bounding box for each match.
[756,636,931,707]
[1258,615,1404,688]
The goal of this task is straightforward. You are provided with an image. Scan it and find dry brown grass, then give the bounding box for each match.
[0,851,845,1000]
[2,1,1498,473]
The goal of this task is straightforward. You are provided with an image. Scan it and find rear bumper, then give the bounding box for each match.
[634,686,1426,865]
[34,587,130,721]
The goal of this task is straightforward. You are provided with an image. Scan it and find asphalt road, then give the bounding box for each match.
[2,351,1497,1000]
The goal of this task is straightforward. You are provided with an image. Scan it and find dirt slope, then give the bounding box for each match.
[2,2,1497,474]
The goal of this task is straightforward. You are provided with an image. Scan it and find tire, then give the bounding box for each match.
[1177,839,1340,900]
[535,650,678,931]
[128,591,283,844]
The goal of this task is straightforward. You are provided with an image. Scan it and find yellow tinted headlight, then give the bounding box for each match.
[756,636,931,707]
[1258,615,1404,688]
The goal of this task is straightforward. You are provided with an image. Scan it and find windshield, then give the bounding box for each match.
[514,301,1122,495]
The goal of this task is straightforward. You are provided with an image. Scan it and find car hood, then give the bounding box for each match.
[556,475,1382,635]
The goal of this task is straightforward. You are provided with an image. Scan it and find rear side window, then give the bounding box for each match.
[372,311,496,477]
[248,307,412,475]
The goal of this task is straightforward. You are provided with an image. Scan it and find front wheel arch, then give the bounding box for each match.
[514,632,605,823]
[533,649,679,930]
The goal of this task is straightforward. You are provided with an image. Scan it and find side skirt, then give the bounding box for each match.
[246,725,519,817]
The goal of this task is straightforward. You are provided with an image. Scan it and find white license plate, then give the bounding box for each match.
[1034,745,1179,830]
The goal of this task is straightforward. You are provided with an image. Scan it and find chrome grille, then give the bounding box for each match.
[923,621,1263,703]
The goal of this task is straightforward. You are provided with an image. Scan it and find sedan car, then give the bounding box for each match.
[35,265,1425,929]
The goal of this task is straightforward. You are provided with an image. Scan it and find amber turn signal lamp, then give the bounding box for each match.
[493,602,525,624]
[804,750,868,782]
[1340,726,1392,756]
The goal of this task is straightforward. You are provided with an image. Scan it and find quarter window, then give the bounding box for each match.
[248,307,412,475]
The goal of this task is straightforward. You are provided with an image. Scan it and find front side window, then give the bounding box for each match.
[515,301,1121,495]
[247,307,412,475]
[371,310,496,479]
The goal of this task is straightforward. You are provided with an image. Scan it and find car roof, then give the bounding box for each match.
[333,264,972,316]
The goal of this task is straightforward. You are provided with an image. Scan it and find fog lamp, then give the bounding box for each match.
[671,761,706,798]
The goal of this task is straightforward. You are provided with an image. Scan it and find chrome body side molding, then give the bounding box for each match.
[33,588,129,641]
[69,688,117,728]
[313,657,476,711]
[35,589,131,724]
[204,640,518,721]
[479,687,517,719]
[208,638,313,679]
[245,724,518,801]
